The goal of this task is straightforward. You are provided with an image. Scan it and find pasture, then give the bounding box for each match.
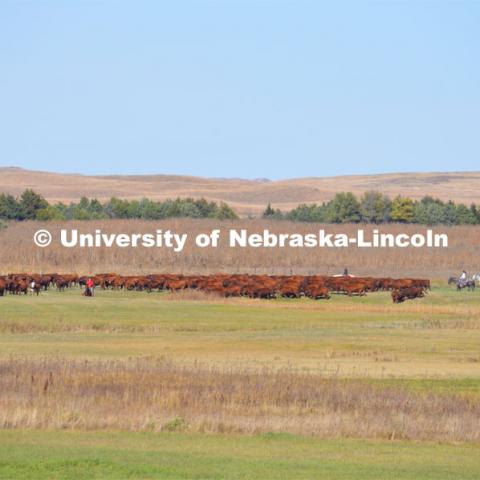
[1,283,479,478]
[1,431,480,480]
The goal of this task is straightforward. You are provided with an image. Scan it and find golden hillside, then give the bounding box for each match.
[1,167,479,216]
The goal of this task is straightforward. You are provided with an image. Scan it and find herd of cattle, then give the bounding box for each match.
[0,273,430,303]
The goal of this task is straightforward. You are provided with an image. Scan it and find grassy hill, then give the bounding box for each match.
[1,167,480,216]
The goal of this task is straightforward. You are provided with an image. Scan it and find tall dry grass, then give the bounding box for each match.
[0,357,479,442]
[0,219,478,278]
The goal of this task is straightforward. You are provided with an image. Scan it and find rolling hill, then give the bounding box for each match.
[1,167,479,216]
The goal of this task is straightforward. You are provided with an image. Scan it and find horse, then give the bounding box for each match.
[471,274,480,284]
[456,279,475,291]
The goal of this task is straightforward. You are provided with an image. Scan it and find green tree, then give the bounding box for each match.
[19,189,48,220]
[455,204,477,225]
[177,200,202,218]
[290,203,327,222]
[413,197,445,225]
[139,199,164,220]
[215,202,238,220]
[194,198,217,217]
[77,197,90,210]
[413,201,445,225]
[391,196,415,223]
[72,207,92,220]
[325,192,361,223]
[0,193,22,220]
[262,202,284,220]
[105,198,130,218]
[359,191,391,223]
[470,204,480,224]
[35,205,65,221]
[263,203,275,217]
[442,201,458,225]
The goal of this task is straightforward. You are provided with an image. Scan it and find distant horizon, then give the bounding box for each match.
[1,165,480,182]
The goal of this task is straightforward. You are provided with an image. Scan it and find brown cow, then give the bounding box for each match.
[392,287,426,303]
[305,286,330,300]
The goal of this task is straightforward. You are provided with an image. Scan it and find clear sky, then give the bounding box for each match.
[0,1,478,179]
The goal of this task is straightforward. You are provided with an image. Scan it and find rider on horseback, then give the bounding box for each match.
[457,270,475,291]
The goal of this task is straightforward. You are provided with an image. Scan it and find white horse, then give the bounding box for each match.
[472,274,480,284]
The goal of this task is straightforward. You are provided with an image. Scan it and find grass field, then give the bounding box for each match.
[1,285,480,377]
[1,284,479,478]
[1,430,480,480]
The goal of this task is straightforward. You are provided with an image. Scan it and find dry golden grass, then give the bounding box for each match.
[0,218,478,278]
[2,167,480,216]
[1,357,479,442]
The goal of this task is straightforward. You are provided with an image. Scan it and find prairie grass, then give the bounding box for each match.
[1,356,479,442]
[1,219,479,277]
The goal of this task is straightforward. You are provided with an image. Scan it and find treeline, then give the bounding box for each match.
[263,192,480,225]
[0,190,238,221]
[2,189,479,225]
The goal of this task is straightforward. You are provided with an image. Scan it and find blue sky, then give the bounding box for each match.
[0,1,478,179]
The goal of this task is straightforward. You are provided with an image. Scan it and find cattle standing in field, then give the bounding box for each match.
[0,272,430,303]
[55,278,69,292]
[223,285,242,297]
[391,287,426,303]
[14,280,28,295]
[304,286,330,300]
[342,281,368,297]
